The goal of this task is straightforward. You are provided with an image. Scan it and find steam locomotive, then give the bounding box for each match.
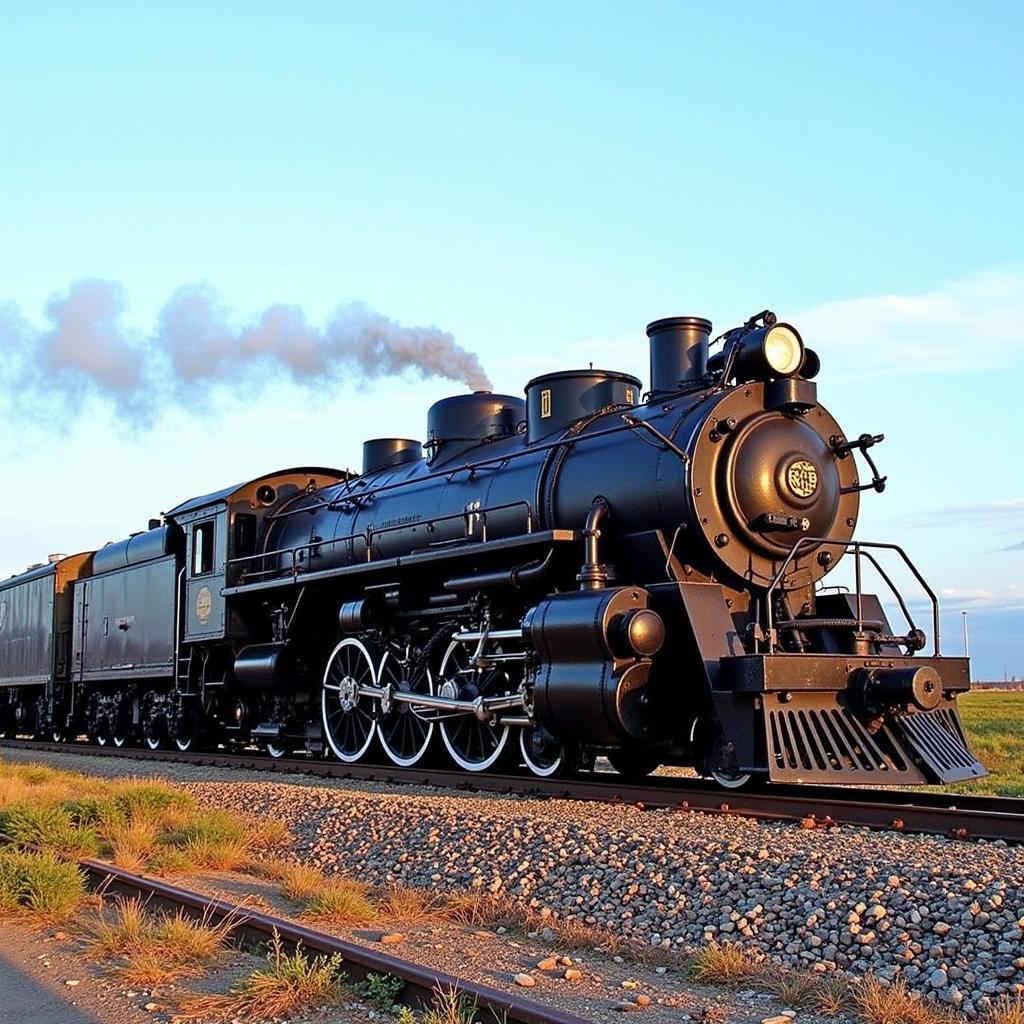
[0,310,986,787]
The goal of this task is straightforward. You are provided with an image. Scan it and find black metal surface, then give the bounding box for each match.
[92,524,179,575]
[646,316,711,393]
[0,564,57,687]
[525,368,640,442]
[3,740,1021,844]
[425,392,525,465]
[72,554,178,682]
[362,438,423,475]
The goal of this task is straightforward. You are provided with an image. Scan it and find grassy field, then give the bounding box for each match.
[952,689,1024,796]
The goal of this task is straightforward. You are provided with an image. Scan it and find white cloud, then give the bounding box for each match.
[938,584,1024,610]
[796,265,1024,376]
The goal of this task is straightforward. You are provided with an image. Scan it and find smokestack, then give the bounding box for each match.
[646,316,712,395]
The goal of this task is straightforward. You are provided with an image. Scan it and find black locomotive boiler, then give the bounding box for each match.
[0,310,986,787]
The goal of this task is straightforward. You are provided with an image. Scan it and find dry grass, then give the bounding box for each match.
[441,892,521,928]
[106,819,160,872]
[814,975,852,1015]
[305,884,377,924]
[765,968,823,1008]
[275,863,376,923]
[690,941,769,984]
[172,932,344,1023]
[419,984,479,1024]
[278,863,328,902]
[853,976,956,1024]
[90,896,239,985]
[379,883,446,922]
[982,994,1024,1024]
[247,817,291,850]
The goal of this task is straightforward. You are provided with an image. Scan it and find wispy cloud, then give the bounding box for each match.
[796,265,1024,376]
[905,498,1024,526]
[1003,540,1024,552]
[938,584,1024,611]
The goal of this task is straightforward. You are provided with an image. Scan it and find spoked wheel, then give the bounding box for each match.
[519,725,566,778]
[377,650,434,767]
[321,638,379,763]
[607,749,661,780]
[437,639,512,772]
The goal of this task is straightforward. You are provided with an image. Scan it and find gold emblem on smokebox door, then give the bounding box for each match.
[195,586,213,624]
[786,459,819,499]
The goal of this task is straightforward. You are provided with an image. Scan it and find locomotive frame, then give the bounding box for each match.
[0,309,987,787]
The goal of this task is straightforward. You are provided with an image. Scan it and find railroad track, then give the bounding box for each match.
[3,738,1023,844]
[0,830,588,1024]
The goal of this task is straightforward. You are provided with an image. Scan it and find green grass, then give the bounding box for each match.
[0,757,283,877]
[0,847,87,915]
[951,689,1024,796]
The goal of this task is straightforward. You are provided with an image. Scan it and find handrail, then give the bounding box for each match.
[227,499,535,583]
[764,537,941,655]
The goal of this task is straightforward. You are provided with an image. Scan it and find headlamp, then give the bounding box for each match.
[728,322,805,382]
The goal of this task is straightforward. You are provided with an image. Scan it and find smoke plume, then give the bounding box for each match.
[0,280,491,425]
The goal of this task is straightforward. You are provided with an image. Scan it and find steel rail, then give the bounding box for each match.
[3,738,1023,844]
[0,831,588,1024]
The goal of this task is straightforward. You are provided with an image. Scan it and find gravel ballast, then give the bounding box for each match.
[4,745,1023,1019]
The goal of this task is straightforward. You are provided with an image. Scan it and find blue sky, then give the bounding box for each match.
[1,1,1021,678]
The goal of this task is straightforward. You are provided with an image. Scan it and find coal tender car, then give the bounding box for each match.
[0,310,986,787]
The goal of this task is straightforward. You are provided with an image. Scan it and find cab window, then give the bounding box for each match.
[192,521,214,575]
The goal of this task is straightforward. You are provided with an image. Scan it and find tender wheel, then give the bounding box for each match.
[174,735,193,752]
[95,733,109,747]
[377,650,435,767]
[321,638,378,763]
[52,730,66,743]
[437,639,512,772]
[113,733,128,747]
[607,749,661,779]
[144,733,163,750]
[265,742,288,759]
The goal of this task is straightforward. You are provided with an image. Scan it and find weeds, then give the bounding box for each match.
[690,941,767,984]
[814,975,851,1015]
[0,759,265,876]
[982,994,1024,1024]
[90,896,239,985]
[765,968,822,1008]
[362,972,405,1010]
[420,985,480,1024]
[379,884,445,922]
[0,803,100,857]
[853,976,956,1024]
[304,884,377,923]
[275,863,377,923]
[0,847,86,915]
[173,932,344,1022]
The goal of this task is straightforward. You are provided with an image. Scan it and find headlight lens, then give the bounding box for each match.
[763,325,804,375]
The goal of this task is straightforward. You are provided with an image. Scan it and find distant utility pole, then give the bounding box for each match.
[961,609,970,661]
